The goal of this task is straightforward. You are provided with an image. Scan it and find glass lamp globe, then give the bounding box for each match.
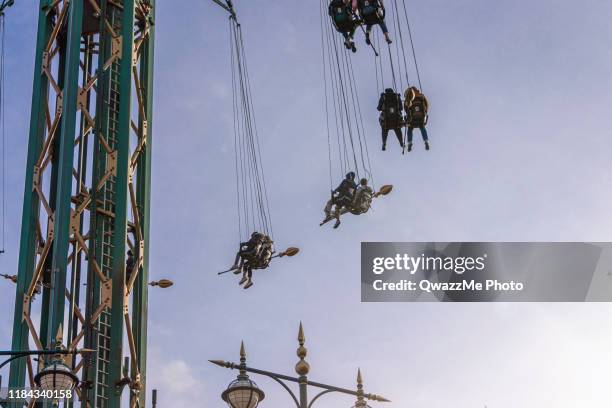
[34,360,79,392]
[221,377,265,408]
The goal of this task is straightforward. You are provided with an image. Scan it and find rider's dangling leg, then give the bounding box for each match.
[322,197,336,225]
[242,267,254,289]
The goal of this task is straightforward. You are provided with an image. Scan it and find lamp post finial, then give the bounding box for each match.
[240,341,246,363]
[295,322,310,376]
[355,368,366,407]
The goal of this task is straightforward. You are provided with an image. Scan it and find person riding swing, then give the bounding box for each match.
[350,178,374,215]
[355,0,392,45]
[377,88,404,151]
[404,86,430,151]
[230,231,268,289]
[321,172,357,229]
[220,235,298,289]
[257,236,274,269]
[320,177,394,228]
[240,234,274,290]
[329,0,358,52]
[329,178,374,229]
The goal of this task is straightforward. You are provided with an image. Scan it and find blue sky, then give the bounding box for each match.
[2,1,612,407]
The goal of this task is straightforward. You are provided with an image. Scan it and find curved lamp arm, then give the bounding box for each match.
[0,349,92,370]
[308,389,338,408]
[265,374,301,408]
[0,354,28,371]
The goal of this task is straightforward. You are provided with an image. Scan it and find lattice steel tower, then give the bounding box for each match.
[9,0,155,406]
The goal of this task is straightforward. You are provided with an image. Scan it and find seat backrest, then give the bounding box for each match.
[330,0,350,21]
[407,95,427,126]
[384,93,402,116]
[359,0,380,11]
[360,187,373,205]
[409,95,427,114]
[349,187,373,214]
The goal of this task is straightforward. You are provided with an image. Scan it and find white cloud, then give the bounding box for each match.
[147,347,204,406]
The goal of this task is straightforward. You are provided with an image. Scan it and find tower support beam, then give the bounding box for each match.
[9,2,155,407]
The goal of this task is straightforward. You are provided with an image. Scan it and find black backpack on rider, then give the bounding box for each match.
[329,0,351,26]
[381,92,402,129]
[358,0,383,23]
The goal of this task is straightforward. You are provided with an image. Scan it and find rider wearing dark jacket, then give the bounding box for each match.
[329,0,357,52]
[231,231,270,290]
[322,172,357,228]
[356,0,392,45]
[377,88,404,151]
[334,172,358,205]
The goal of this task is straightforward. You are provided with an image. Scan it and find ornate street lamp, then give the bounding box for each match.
[0,325,91,408]
[34,326,80,397]
[211,323,390,408]
[221,342,265,408]
[34,358,79,392]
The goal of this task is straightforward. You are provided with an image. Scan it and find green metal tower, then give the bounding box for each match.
[9,0,155,407]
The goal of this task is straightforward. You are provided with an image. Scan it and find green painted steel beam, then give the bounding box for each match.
[40,37,67,355]
[133,3,155,405]
[108,1,136,406]
[47,0,84,350]
[8,0,52,392]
